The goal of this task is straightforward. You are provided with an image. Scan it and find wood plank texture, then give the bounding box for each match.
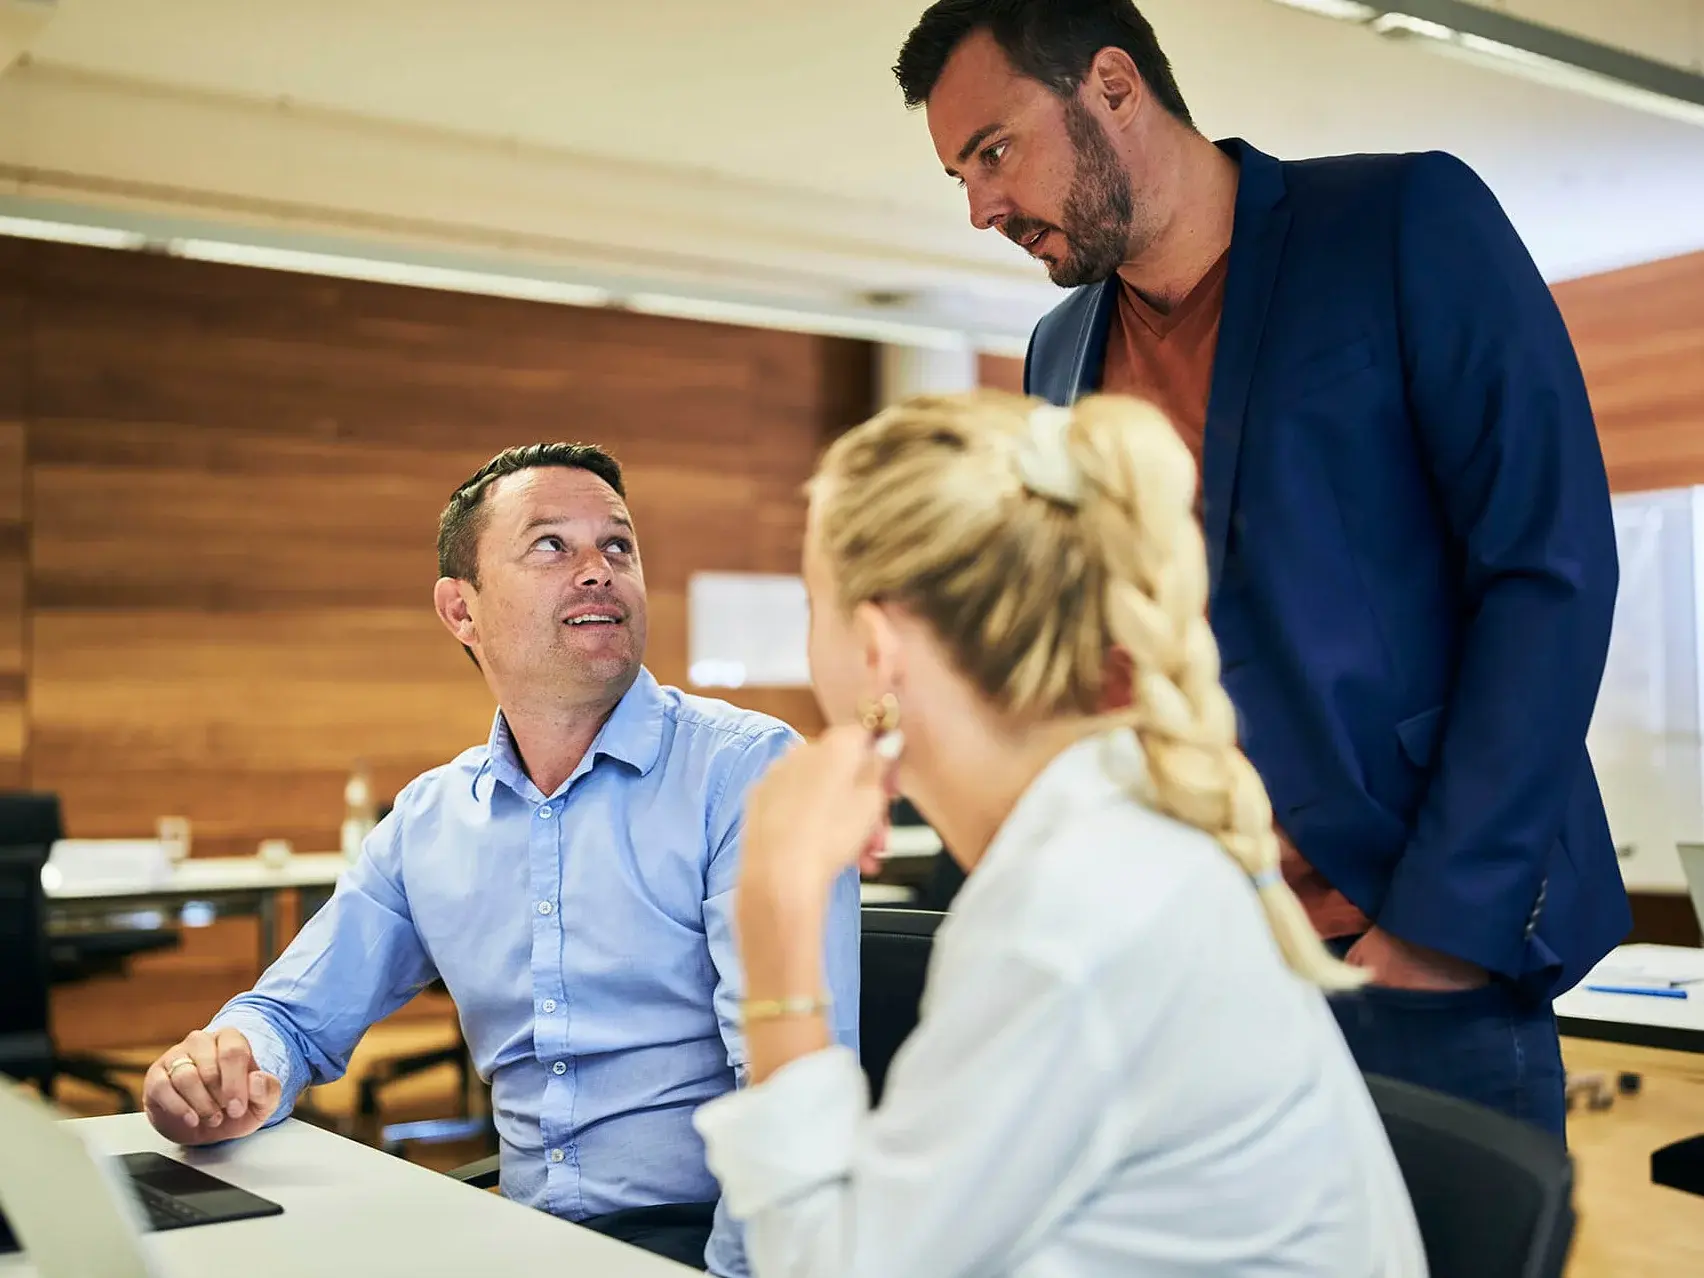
[978,353,1025,395]
[1554,250,1704,494]
[0,236,26,788]
[0,234,871,1044]
[7,237,867,858]
[13,233,1702,1091]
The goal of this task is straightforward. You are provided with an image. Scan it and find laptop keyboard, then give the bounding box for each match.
[133,1181,211,1232]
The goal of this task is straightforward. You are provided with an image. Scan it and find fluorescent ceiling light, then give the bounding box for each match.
[1369,13,1453,42]
[0,208,1026,352]
[167,239,614,306]
[625,292,971,350]
[1272,0,1704,129]
[0,214,147,250]
[1269,0,1377,20]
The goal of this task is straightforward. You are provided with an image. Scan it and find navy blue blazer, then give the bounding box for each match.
[1025,140,1627,994]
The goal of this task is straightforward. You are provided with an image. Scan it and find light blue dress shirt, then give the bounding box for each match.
[207,668,861,1277]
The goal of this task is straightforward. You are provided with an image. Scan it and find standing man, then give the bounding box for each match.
[894,0,1625,1137]
[141,443,861,1273]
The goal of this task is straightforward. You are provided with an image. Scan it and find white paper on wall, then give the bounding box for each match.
[688,572,811,688]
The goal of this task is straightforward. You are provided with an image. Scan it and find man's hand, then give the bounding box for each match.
[143,1029,282,1146]
[1346,927,1489,992]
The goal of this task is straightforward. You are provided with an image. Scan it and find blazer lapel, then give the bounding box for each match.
[1067,279,1119,402]
[1204,140,1291,610]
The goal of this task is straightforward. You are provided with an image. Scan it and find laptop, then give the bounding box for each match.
[0,1081,283,1275]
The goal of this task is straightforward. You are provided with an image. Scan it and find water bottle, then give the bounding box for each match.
[341,765,377,862]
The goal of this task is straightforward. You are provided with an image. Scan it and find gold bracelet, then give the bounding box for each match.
[741,994,832,1024]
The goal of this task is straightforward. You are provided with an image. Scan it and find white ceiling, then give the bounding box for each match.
[12,0,1704,330]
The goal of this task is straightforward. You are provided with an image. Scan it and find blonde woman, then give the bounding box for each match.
[693,391,1425,1276]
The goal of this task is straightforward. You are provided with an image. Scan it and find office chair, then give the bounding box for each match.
[357,1013,489,1155]
[885,803,961,913]
[1366,1074,1575,1278]
[858,906,943,1106]
[0,843,55,1095]
[1652,1132,1704,1198]
[448,1146,501,1191]
[0,793,181,1112]
[445,905,950,1192]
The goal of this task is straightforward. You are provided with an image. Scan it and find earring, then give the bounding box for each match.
[859,693,905,763]
[858,692,901,735]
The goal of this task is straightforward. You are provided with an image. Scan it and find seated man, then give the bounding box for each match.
[141,442,861,1275]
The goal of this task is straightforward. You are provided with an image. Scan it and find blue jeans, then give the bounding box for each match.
[1326,939,1567,1140]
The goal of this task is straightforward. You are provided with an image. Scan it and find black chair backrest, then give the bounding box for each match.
[888,798,926,827]
[0,841,55,1068]
[858,907,943,1106]
[0,793,63,849]
[0,794,63,1082]
[1366,1074,1575,1278]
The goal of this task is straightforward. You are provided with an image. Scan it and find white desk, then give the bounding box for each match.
[0,1114,689,1277]
[45,853,348,903]
[46,854,346,967]
[1554,944,1704,1055]
[859,882,918,906]
[881,826,943,860]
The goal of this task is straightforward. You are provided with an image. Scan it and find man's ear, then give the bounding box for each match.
[1087,46,1144,130]
[433,577,478,650]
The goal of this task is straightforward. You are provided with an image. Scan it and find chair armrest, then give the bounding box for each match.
[447,1153,500,1189]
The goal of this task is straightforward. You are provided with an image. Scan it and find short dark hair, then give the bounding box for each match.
[437,442,626,587]
[894,0,1192,127]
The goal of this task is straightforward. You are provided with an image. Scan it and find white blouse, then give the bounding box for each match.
[695,731,1427,1278]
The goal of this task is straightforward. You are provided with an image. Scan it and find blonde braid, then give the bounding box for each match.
[1069,396,1366,992]
[811,387,1364,991]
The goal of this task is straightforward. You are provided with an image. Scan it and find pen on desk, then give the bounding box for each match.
[1584,983,1689,1000]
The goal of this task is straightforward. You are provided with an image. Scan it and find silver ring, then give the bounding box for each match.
[166,1056,197,1077]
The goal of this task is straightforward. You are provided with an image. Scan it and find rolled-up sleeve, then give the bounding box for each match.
[205,798,438,1126]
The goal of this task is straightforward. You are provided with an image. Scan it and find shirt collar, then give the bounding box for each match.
[482,667,668,802]
[975,730,1145,880]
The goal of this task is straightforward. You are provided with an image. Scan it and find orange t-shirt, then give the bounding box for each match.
[1099,254,1370,941]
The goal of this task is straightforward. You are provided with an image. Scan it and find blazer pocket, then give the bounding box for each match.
[1396,705,1446,768]
[1287,336,1376,402]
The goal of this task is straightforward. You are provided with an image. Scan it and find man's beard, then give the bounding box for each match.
[1006,98,1135,289]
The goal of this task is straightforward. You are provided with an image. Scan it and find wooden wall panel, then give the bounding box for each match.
[0,237,26,788]
[12,237,870,858]
[1554,250,1704,494]
[23,230,1690,1051]
[978,353,1025,395]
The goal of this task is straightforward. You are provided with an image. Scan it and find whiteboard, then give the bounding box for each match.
[1586,487,1704,892]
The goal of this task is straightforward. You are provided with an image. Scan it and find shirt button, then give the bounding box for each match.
[552,1061,567,1076]
[537,901,553,916]
[541,999,557,1014]
[549,1149,565,1164]
[538,806,554,819]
